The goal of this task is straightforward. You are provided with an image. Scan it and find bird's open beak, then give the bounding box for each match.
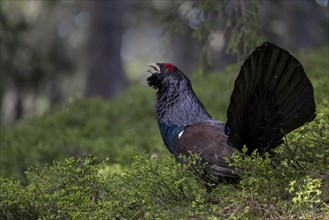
[147,63,160,74]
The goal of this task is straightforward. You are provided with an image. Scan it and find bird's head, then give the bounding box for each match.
[147,63,190,91]
[146,62,211,125]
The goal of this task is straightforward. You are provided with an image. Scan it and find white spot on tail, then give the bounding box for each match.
[178,130,184,139]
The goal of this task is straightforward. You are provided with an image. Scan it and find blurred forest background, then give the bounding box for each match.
[1,1,329,218]
[1,0,328,124]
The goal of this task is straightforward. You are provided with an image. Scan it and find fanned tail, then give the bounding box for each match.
[225,42,316,154]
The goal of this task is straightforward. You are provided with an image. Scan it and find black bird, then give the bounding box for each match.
[147,42,316,182]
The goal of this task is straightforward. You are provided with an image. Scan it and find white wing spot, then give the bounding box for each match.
[178,130,184,139]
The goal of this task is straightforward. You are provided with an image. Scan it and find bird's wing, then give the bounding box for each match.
[173,121,240,180]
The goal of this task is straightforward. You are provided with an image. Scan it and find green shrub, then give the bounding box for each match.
[1,154,210,219]
[104,154,209,219]
[288,176,322,209]
[0,156,112,219]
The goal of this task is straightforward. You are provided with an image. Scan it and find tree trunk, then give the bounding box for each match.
[86,1,127,99]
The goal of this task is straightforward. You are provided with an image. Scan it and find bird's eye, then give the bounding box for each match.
[164,63,175,72]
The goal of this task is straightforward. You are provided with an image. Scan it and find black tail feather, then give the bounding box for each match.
[225,42,316,154]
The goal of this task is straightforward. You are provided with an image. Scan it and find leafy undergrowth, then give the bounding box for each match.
[1,102,328,219]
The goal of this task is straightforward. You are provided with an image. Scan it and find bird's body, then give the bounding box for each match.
[147,42,316,182]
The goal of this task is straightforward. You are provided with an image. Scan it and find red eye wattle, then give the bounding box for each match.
[164,63,175,72]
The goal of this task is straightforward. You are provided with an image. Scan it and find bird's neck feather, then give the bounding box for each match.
[155,83,212,151]
[155,84,211,125]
